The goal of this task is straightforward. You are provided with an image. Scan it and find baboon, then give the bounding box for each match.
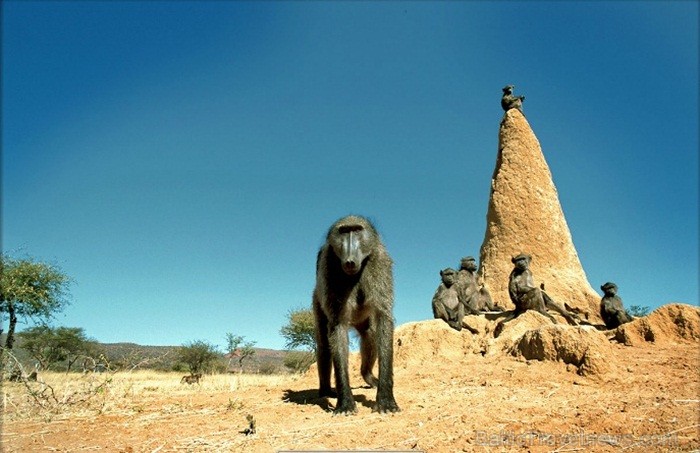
[432,268,463,331]
[501,84,525,112]
[6,364,38,382]
[600,282,633,329]
[476,286,498,312]
[507,253,578,325]
[456,256,501,314]
[313,215,400,415]
[180,373,202,385]
[456,257,480,315]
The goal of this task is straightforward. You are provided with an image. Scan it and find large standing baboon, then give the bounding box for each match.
[507,253,578,325]
[313,215,400,415]
[432,268,463,331]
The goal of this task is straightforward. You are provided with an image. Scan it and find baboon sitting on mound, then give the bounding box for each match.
[456,256,501,314]
[507,253,578,325]
[313,215,400,415]
[432,268,463,331]
[600,282,633,329]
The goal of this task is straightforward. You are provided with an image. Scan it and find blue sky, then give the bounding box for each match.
[2,1,698,350]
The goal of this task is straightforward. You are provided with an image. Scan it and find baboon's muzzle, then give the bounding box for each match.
[340,231,362,275]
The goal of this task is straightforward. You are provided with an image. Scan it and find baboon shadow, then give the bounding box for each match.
[490,310,519,338]
[283,389,330,410]
[351,392,373,409]
[591,322,613,331]
[579,319,604,329]
[283,388,373,412]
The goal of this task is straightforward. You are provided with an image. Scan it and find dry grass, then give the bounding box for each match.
[2,370,293,422]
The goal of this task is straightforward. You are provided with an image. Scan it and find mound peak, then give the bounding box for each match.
[478,109,600,319]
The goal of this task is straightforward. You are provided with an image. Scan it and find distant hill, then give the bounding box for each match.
[2,336,290,374]
[99,342,289,374]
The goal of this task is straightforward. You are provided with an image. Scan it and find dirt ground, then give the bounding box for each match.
[2,304,699,453]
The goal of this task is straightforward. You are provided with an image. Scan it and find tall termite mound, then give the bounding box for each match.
[478,108,600,318]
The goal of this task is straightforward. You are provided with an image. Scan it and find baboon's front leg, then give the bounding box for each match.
[329,323,356,415]
[314,299,334,398]
[373,313,400,413]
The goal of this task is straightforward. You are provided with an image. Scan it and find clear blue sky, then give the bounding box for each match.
[3,2,698,350]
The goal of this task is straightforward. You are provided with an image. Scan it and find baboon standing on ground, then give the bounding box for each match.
[313,215,400,415]
[600,282,633,329]
[180,373,202,385]
[432,268,463,331]
[507,253,578,325]
[456,256,500,314]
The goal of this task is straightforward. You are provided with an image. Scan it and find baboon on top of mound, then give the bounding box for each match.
[501,84,525,112]
[313,215,400,415]
[456,256,501,314]
[507,253,578,325]
[432,268,463,331]
[600,282,633,329]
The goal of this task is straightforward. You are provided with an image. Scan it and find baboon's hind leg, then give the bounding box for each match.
[358,321,378,388]
[543,292,578,325]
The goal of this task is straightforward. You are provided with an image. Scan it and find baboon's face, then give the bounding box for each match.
[461,259,477,272]
[331,222,373,275]
[602,285,617,296]
[441,269,456,287]
[513,257,530,271]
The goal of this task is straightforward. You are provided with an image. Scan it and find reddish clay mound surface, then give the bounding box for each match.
[3,304,699,452]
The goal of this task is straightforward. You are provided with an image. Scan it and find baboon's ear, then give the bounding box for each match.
[439,270,444,277]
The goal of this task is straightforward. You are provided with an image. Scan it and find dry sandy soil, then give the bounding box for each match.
[2,304,699,452]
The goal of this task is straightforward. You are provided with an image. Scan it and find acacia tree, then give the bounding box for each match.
[177,340,220,375]
[280,308,316,373]
[0,256,71,350]
[627,305,651,317]
[225,333,256,372]
[18,325,96,371]
[280,308,316,352]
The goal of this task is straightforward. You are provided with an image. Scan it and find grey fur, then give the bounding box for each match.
[600,282,633,329]
[456,257,501,314]
[313,215,400,415]
[432,268,464,331]
[501,84,525,112]
[507,253,578,325]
